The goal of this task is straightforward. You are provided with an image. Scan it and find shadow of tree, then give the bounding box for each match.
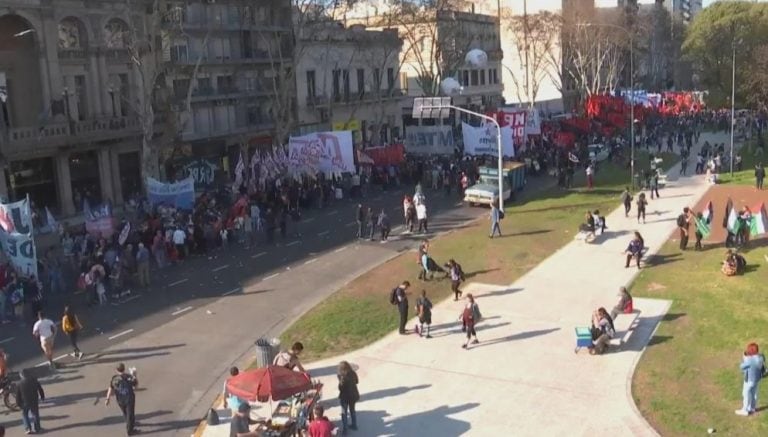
[352,402,480,436]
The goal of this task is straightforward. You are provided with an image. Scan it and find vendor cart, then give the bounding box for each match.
[259,383,323,437]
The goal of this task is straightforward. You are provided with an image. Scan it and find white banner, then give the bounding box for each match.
[461,123,515,157]
[0,197,37,278]
[526,109,541,136]
[147,177,195,209]
[404,125,454,155]
[288,131,355,174]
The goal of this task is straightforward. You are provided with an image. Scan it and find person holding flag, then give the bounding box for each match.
[693,201,714,251]
[748,203,768,238]
[724,198,740,249]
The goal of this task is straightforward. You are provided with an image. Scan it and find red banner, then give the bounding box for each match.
[487,110,527,149]
[365,144,405,166]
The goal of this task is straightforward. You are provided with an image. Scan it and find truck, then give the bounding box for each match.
[463,162,526,206]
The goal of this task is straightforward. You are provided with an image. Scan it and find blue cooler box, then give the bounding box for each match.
[575,326,592,353]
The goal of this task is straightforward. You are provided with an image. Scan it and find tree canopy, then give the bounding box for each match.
[683,1,768,109]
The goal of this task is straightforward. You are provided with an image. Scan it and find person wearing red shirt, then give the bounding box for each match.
[308,405,335,437]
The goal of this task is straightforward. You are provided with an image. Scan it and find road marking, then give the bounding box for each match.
[252,252,267,259]
[121,295,141,304]
[326,210,338,216]
[345,222,356,227]
[304,258,318,265]
[171,306,193,316]
[317,231,330,237]
[108,329,134,341]
[168,278,188,287]
[222,287,240,296]
[0,337,14,345]
[262,273,279,281]
[35,353,70,367]
[286,240,300,247]
[212,264,230,272]
[334,246,347,253]
[304,217,315,223]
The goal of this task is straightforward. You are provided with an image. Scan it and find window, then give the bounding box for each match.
[357,68,365,97]
[332,69,341,101]
[241,31,253,58]
[480,70,486,86]
[74,75,87,120]
[118,73,129,116]
[197,77,212,94]
[462,70,469,86]
[342,70,350,102]
[492,69,499,84]
[373,68,381,92]
[470,70,478,86]
[173,79,190,99]
[171,43,189,62]
[306,70,316,98]
[387,68,395,93]
[217,75,234,93]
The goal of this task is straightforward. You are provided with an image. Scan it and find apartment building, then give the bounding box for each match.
[295,22,403,146]
[0,0,291,216]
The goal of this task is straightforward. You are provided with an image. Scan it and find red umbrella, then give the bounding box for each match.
[226,366,312,402]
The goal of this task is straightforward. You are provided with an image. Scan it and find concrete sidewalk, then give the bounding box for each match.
[203,135,727,436]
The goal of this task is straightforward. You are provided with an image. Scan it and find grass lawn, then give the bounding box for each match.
[717,137,764,186]
[631,237,768,436]
[280,152,677,363]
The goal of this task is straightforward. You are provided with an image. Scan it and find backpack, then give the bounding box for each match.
[111,374,134,404]
[455,262,466,281]
[676,214,687,227]
[498,209,505,220]
[389,287,399,305]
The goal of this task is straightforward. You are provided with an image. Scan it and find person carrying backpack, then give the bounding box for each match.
[105,362,139,435]
[446,259,465,301]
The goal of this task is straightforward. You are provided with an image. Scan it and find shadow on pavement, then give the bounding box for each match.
[40,409,173,433]
[471,327,561,349]
[426,316,501,335]
[353,402,479,436]
[479,288,523,298]
[593,230,630,244]
[360,384,431,403]
[464,269,500,279]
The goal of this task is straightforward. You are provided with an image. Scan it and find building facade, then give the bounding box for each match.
[0,0,291,216]
[294,22,403,146]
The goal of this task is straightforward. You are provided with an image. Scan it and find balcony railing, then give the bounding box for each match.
[58,48,88,62]
[180,117,275,142]
[104,48,132,63]
[177,50,284,65]
[308,89,403,107]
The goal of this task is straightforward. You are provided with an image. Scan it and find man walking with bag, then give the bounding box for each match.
[490,201,502,238]
[390,281,410,335]
[105,363,140,435]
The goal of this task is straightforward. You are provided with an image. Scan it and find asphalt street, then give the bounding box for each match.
[0,183,490,435]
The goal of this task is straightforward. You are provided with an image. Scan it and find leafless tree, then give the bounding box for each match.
[500,10,562,106]
[563,21,626,100]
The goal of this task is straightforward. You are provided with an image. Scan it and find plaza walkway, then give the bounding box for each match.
[204,133,730,436]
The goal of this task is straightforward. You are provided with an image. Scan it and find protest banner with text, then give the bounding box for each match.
[288,131,355,175]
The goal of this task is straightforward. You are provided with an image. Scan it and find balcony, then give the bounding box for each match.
[103,48,132,64]
[180,118,275,142]
[176,49,287,66]
[0,116,142,159]
[58,48,88,63]
[173,85,271,104]
[309,89,404,107]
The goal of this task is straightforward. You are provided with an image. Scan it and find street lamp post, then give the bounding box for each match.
[730,39,737,176]
[577,23,635,188]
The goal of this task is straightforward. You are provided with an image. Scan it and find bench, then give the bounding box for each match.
[609,309,641,348]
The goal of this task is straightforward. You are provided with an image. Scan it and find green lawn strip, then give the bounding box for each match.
[631,240,768,436]
[279,151,676,363]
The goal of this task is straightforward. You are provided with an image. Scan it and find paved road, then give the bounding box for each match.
[0,183,492,435]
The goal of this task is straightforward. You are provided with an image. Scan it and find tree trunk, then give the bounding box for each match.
[140,106,159,194]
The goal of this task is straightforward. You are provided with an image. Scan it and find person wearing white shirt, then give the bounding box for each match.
[172,228,186,260]
[416,203,428,234]
[32,312,57,369]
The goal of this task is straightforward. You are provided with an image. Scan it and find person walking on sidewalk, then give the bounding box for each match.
[337,360,359,434]
[417,240,429,280]
[355,204,365,239]
[489,201,502,238]
[415,290,433,338]
[32,312,57,369]
[366,206,376,241]
[135,243,150,288]
[586,164,594,190]
[460,294,482,349]
[620,187,632,217]
[392,281,410,334]
[105,363,139,435]
[377,209,391,242]
[416,202,428,234]
[61,306,84,360]
[15,368,45,434]
[447,259,464,301]
[649,170,660,199]
[677,207,692,250]
[636,193,648,224]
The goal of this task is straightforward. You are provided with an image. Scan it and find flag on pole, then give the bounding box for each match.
[724,197,740,234]
[749,203,768,236]
[702,200,713,225]
[234,151,245,187]
[45,207,58,231]
[694,214,711,238]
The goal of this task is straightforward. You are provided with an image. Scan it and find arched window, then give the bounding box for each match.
[104,18,130,49]
[58,17,86,49]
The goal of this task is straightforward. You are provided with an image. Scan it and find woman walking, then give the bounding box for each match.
[636,193,648,224]
[735,343,765,416]
[460,294,482,349]
[337,361,359,434]
[61,306,84,359]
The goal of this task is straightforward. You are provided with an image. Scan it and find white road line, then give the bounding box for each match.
[108,329,134,341]
[304,217,315,223]
[326,210,338,216]
[252,252,267,259]
[168,278,188,287]
[0,337,14,345]
[121,295,141,304]
[345,222,356,227]
[286,240,300,247]
[212,264,230,272]
[35,353,70,367]
[262,273,280,281]
[222,287,240,296]
[334,246,347,253]
[303,258,318,265]
[171,306,193,316]
[317,231,330,237]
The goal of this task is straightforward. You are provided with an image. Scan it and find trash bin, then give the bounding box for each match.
[255,338,281,368]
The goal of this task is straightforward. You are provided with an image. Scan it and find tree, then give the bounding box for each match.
[683,1,768,108]
[563,21,626,99]
[745,44,768,111]
[500,10,562,106]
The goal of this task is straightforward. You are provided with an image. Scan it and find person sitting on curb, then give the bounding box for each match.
[610,287,633,319]
[589,307,615,355]
[579,210,596,242]
[624,232,645,269]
